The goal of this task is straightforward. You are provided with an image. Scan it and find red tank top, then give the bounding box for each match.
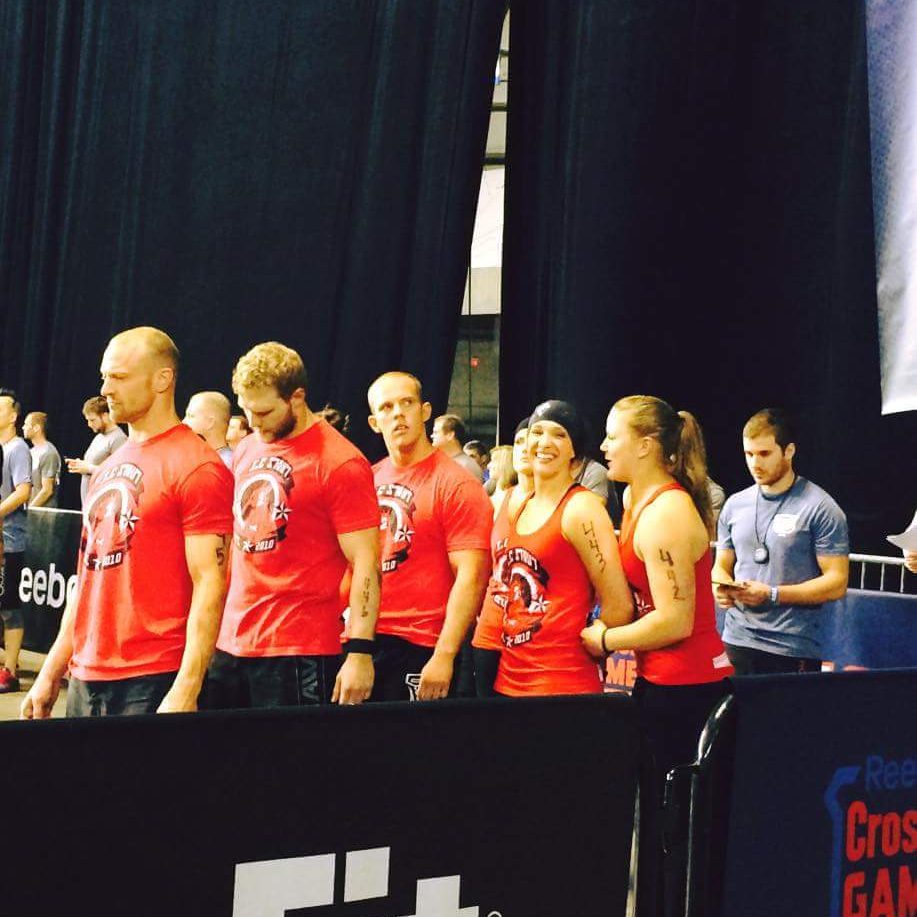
[494,485,603,696]
[620,482,733,685]
[472,490,513,652]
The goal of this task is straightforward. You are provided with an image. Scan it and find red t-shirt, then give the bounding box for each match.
[472,489,513,652]
[218,419,379,657]
[619,482,733,685]
[494,486,604,696]
[71,423,234,681]
[373,449,492,648]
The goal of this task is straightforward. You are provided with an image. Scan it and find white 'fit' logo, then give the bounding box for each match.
[233,846,484,917]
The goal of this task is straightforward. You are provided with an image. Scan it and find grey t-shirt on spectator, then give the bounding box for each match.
[81,426,127,504]
[717,476,848,659]
[453,451,484,482]
[2,436,32,551]
[30,441,62,508]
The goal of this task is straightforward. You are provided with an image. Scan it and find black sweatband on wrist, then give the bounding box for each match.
[344,638,375,655]
[600,626,611,655]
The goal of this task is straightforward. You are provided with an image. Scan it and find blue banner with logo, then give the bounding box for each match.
[719,671,916,917]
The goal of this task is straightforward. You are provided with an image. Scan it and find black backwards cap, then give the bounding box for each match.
[514,416,531,436]
[528,400,587,459]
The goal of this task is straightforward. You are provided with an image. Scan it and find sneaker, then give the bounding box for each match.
[0,666,21,693]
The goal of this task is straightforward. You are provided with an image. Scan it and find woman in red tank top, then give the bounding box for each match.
[580,395,732,917]
[492,400,633,697]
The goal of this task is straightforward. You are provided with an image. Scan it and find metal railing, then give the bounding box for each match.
[849,552,909,593]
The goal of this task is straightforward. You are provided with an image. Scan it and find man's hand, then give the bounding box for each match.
[332,654,374,705]
[65,458,93,475]
[156,679,199,714]
[20,674,62,719]
[713,583,738,608]
[580,619,607,659]
[731,580,772,607]
[417,651,454,700]
[904,551,917,575]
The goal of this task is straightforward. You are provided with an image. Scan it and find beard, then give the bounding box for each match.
[262,405,296,442]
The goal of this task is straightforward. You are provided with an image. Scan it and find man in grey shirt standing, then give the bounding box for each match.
[712,408,849,674]
[1,388,33,693]
[66,395,127,505]
[23,412,62,508]
[431,413,485,482]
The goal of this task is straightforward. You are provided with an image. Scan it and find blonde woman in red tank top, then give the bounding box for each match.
[493,401,633,696]
[580,395,731,917]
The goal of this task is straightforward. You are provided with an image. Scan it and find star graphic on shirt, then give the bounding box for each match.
[529,596,550,614]
[395,526,414,543]
[272,502,290,523]
[240,538,254,553]
[119,511,139,532]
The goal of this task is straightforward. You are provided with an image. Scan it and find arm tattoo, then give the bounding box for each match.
[215,535,228,567]
[359,576,372,617]
[659,548,674,566]
[583,521,607,573]
[666,568,684,600]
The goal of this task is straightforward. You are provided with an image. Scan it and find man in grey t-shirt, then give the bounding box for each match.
[431,413,485,482]
[23,412,62,508]
[1,389,33,693]
[712,408,849,674]
[66,395,127,505]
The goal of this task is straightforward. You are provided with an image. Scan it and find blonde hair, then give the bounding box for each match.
[614,395,714,535]
[232,342,307,400]
[489,445,517,490]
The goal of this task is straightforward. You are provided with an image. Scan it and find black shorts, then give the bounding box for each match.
[0,552,25,630]
[202,649,343,709]
[66,671,177,717]
[370,634,469,702]
[724,643,821,675]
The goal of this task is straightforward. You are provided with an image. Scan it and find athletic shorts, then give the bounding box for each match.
[66,671,177,717]
[370,634,467,702]
[202,649,343,709]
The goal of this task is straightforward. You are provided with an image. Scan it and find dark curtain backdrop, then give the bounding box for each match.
[501,0,916,552]
[0,0,505,505]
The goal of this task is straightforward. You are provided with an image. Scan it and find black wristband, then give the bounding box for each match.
[344,638,375,656]
[600,626,610,655]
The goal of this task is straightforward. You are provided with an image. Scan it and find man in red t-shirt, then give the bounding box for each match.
[21,327,234,718]
[367,372,491,701]
[207,341,380,708]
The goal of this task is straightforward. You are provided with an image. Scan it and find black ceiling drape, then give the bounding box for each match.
[500,0,916,552]
[0,0,505,494]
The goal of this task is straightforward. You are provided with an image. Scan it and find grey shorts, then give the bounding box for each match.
[0,553,25,630]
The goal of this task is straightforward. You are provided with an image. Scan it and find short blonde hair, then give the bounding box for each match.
[367,371,423,411]
[232,342,307,400]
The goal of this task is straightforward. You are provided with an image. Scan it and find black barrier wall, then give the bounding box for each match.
[2,696,639,917]
[714,672,917,917]
[21,508,82,652]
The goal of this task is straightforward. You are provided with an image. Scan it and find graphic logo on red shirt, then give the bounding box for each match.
[377,483,416,573]
[496,541,551,647]
[81,462,143,570]
[234,455,294,553]
[634,590,654,618]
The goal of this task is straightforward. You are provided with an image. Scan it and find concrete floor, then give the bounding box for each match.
[0,650,67,720]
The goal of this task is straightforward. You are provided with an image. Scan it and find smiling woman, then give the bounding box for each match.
[490,400,633,697]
